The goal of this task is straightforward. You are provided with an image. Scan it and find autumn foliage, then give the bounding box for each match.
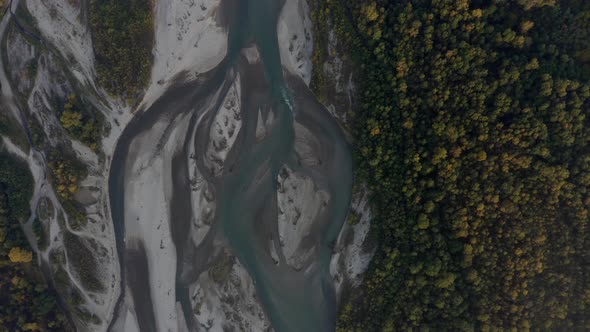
[59,94,103,152]
[89,0,154,99]
[8,247,33,263]
[0,151,71,331]
[311,0,590,330]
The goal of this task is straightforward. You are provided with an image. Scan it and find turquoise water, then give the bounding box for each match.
[109,0,352,330]
[218,0,353,330]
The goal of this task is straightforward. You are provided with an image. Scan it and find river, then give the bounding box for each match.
[108,0,352,331]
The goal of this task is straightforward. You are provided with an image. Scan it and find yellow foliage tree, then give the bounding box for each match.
[518,0,556,10]
[436,273,457,289]
[526,58,540,70]
[23,323,41,331]
[60,110,82,129]
[521,20,535,34]
[362,2,380,22]
[8,247,33,263]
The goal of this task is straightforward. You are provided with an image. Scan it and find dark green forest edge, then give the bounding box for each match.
[0,150,71,331]
[311,0,590,330]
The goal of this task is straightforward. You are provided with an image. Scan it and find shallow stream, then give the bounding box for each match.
[109,0,352,330]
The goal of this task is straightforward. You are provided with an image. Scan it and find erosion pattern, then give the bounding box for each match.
[109,0,352,331]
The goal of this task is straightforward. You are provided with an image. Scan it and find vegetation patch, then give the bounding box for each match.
[309,0,358,128]
[75,306,101,325]
[0,149,33,219]
[346,209,361,225]
[309,1,330,102]
[36,196,54,222]
[52,259,90,326]
[89,0,154,100]
[0,151,71,331]
[27,112,47,150]
[0,111,29,153]
[48,149,88,230]
[15,1,38,30]
[25,57,38,80]
[209,252,234,284]
[58,94,105,152]
[32,217,48,251]
[63,231,104,293]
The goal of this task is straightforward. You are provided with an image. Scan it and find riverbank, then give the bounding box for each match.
[315,0,590,330]
[3,0,376,330]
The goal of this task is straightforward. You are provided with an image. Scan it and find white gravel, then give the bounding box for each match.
[277,166,329,270]
[25,0,96,86]
[190,250,271,332]
[277,0,314,85]
[330,185,375,301]
[140,0,228,111]
[205,73,242,176]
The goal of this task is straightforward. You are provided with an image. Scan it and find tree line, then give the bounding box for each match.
[310,0,590,330]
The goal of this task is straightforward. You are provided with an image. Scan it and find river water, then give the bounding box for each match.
[108,0,352,331]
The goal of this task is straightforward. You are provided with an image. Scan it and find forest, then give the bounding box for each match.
[0,149,71,331]
[89,0,154,100]
[309,0,590,330]
[58,94,104,153]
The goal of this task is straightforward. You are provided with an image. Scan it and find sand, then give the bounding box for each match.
[277,0,314,85]
[139,0,228,111]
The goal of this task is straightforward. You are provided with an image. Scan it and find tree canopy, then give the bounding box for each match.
[0,150,71,331]
[89,0,154,100]
[311,0,590,330]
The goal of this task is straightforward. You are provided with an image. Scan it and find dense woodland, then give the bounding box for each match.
[310,0,590,330]
[58,94,104,153]
[47,149,89,232]
[0,149,71,331]
[89,0,154,99]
